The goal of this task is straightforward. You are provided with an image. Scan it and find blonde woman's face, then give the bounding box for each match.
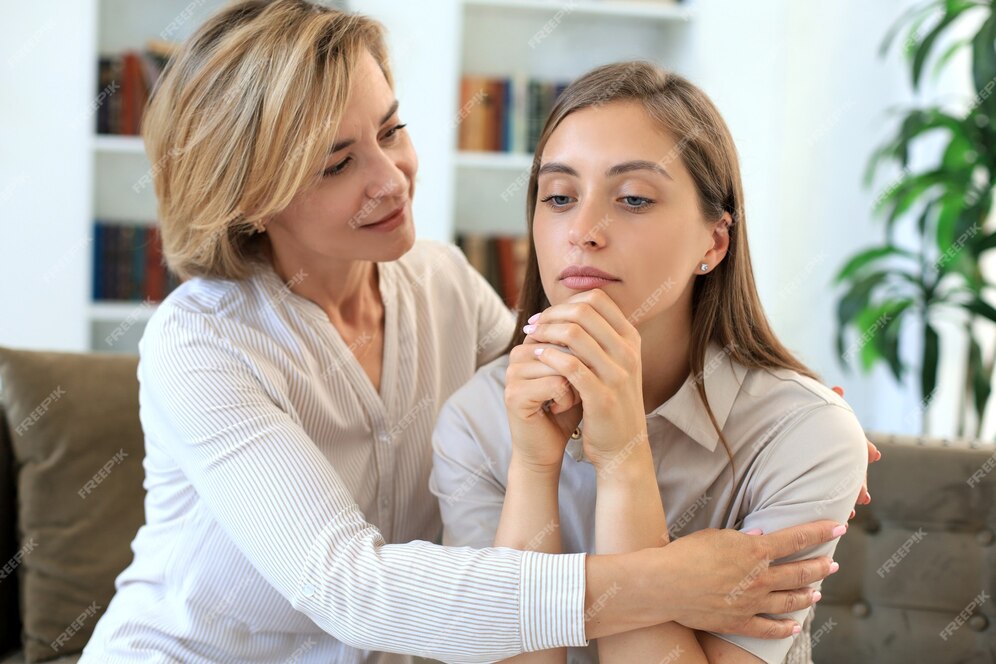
[267,49,417,263]
[532,100,727,327]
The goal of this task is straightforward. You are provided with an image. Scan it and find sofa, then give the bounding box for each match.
[0,345,993,663]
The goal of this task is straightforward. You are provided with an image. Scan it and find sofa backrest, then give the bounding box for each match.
[0,403,23,656]
[816,436,996,662]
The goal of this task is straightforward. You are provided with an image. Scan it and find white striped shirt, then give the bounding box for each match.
[80,240,588,664]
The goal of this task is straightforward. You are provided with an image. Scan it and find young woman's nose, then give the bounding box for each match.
[567,201,609,250]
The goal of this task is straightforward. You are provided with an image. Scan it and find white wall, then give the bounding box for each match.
[0,0,96,351]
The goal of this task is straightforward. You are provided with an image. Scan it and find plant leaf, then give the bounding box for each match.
[971,12,996,111]
[922,322,940,404]
[834,246,916,284]
[912,10,964,90]
[968,336,993,437]
[965,298,996,324]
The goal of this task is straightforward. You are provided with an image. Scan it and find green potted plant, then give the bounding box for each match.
[834,0,996,437]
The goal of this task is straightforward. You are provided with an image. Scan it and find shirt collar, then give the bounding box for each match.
[565,342,747,463]
[648,342,748,452]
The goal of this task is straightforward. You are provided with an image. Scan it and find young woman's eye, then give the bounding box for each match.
[323,156,352,177]
[540,194,575,208]
[620,195,654,210]
[382,123,408,141]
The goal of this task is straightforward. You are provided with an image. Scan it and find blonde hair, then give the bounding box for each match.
[507,62,819,513]
[142,0,390,280]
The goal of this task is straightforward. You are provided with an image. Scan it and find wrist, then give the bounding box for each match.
[593,441,655,488]
[584,549,677,639]
[509,451,564,480]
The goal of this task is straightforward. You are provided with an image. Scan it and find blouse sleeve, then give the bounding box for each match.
[708,403,868,664]
[138,306,586,663]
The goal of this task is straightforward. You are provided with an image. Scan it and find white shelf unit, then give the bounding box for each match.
[89,0,228,353]
[452,0,693,237]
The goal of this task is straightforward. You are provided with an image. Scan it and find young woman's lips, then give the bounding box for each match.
[560,275,620,291]
[362,205,407,232]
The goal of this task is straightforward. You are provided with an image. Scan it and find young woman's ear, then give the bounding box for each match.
[696,212,733,275]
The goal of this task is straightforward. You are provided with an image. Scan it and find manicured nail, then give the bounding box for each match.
[864,491,871,503]
[829,561,840,574]
[523,324,537,334]
[832,524,847,537]
[874,450,882,461]
[528,313,541,324]
[791,624,801,635]
[743,528,764,535]
[812,591,822,603]
[534,348,545,356]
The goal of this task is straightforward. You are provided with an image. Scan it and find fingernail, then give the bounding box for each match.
[791,624,801,635]
[874,451,882,461]
[523,324,537,334]
[865,491,871,503]
[534,348,544,356]
[528,313,541,324]
[812,591,822,603]
[743,528,764,535]
[832,524,847,537]
[829,561,840,574]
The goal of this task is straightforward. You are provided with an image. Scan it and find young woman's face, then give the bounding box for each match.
[533,100,727,326]
[266,49,417,264]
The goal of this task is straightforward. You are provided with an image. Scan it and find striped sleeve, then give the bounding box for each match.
[139,306,587,663]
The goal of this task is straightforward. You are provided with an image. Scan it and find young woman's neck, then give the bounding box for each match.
[637,304,694,414]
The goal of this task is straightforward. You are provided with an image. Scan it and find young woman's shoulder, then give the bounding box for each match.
[738,365,866,470]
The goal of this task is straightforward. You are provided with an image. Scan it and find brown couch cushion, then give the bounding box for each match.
[0,405,22,658]
[817,437,996,663]
[0,348,145,663]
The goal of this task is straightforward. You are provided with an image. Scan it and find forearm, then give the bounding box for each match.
[594,447,706,664]
[494,455,567,664]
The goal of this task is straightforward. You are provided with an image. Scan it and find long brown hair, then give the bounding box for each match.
[506,62,819,515]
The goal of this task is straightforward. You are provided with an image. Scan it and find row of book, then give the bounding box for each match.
[95,41,173,136]
[92,222,180,302]
[457,234,531,309]
[457,76,570,154]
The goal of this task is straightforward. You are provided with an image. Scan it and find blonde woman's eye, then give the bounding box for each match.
[382,123,408,141]
[323,156,351,177]
[540,194,574,207]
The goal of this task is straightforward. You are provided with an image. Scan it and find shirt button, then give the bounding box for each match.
[301,583,316,598]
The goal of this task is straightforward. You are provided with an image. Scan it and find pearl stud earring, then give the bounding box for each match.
[700,263,709,272]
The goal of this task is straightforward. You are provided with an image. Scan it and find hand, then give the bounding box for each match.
[504,340,583,471]
[623,521,845,639]
[831,386,881,520]
[522,289,647,471]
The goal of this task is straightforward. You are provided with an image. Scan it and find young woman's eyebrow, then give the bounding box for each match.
[537,160,672,180]
[326,99,400,155]
[606,160,672,180]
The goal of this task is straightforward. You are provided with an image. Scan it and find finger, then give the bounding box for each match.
[761,521,846,560]
[757,589,821,618]
[762,556,837,592]
[525,321,616,379]
[868,439,881,463]
[541,288,639,346]
[533,346,600,402]
[530,299,627,363]
[738,616,802,640]
[509,375,575,415]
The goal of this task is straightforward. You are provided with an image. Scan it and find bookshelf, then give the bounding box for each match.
[88,0,228,353]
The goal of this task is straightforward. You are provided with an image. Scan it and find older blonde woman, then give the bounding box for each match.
[80,2,855,663]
